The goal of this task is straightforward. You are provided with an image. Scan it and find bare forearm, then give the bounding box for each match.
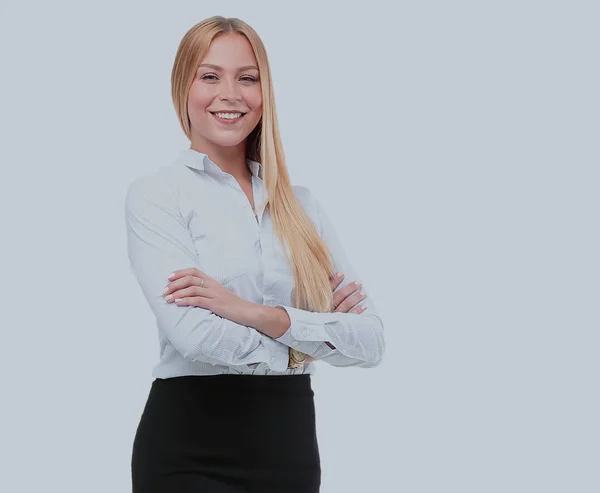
[236,302,336,351]
[226,300,290,339]
[247,304,291,339]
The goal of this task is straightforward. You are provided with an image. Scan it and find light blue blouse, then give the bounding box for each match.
[124,148,385,377]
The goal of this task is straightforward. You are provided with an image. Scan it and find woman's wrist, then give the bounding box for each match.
[246,304,291,339]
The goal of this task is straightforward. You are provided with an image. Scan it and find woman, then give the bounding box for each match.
[126,16,385,493]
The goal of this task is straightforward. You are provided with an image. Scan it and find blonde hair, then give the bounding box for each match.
[171,16,335,313]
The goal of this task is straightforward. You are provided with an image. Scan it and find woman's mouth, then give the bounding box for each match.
[210,111,246,124]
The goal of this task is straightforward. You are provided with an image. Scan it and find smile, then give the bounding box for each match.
[210,112,246,124]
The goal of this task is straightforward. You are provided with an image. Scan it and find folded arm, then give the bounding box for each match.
[273,187,386,368]
[124,175,290,372]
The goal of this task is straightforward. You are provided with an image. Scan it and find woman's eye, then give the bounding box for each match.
[200,74,257,82]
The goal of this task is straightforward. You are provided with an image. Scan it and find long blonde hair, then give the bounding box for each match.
[171,16,335,313]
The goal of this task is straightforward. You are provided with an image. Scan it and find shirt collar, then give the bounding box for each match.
[175,148,263,180]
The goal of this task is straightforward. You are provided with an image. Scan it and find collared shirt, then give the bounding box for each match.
[124,148,385,377]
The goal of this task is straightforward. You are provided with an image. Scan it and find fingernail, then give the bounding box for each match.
[355,281,362,286]
[168,273,175,279]
[162,287,168,294]
[336,272,344,278]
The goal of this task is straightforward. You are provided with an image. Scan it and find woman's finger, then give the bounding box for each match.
[172,295,210,309]
[329,272,344,291]
[335,291,368,313]
[165,284,211,302]
[164,273,211,296]
[164,274,198,293]
[332,281,361,310]
[332,282,355,307]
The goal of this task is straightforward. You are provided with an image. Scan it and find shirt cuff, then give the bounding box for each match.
[273,304,331,347]
[260,334,290,372]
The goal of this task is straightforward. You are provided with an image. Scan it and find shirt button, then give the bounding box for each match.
[292,341,299,347]
[302,328,309,336]
[271,357,276,363]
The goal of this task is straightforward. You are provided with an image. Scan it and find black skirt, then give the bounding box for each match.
[131,374,321,493]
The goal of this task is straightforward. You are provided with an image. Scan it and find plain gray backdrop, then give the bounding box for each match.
[1,1,598,492]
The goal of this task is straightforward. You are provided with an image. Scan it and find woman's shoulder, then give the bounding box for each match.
[125,156,194,207]
[290,184,316,208]
[291,184,312,202]
[125,169,192,223]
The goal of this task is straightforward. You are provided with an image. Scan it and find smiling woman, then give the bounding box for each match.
[127,14,384,493]
[184,37,263,151]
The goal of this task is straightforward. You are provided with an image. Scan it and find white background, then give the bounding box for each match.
[1,1,598,492]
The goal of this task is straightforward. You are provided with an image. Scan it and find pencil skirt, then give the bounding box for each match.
[131,374,321,493]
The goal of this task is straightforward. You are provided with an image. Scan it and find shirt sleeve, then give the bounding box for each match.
[273,188,385,368]
[124,174,290,372]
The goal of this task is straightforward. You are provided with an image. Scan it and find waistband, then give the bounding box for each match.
[152,374,314,397]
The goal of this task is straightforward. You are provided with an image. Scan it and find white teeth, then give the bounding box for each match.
[214,112,243,119]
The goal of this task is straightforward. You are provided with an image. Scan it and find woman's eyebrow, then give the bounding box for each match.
[199,63,258,71]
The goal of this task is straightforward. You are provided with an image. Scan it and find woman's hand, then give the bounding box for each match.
[304,272,368,363]
[162,268,251,323]
[329,272,368,314]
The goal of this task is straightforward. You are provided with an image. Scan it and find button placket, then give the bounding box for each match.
[251,176,263,227]
[218,171,259,229]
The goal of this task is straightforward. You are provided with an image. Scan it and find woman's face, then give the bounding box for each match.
[188,33,263,150]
